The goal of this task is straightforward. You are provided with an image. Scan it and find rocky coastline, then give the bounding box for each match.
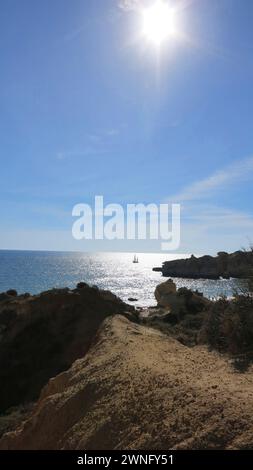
[153,250,253,279]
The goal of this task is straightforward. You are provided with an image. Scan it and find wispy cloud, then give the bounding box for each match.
[56,148,102,160]
[182,203,253,229]
[86,128,119,140]
[118,0,141,11]
[63,25,87,43]
[165,156,253,253]
[170,156,253,202]
[177,203,253,254]
[56,128,119,161]
[104,128,119,136]
[118,0,149,12]
[118,0,196,13]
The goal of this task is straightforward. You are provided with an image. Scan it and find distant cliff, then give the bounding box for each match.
[153,250,253,279]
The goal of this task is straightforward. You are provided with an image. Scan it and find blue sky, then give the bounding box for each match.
[0,0,253,254]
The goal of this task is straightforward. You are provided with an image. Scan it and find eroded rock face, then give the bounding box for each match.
[154,280,209,325]
[1,315,253,450]
[154,279,177,308]
[154,250,253,279]
[0,285,135,413]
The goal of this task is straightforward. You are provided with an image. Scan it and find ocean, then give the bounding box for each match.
[0,250,245,307]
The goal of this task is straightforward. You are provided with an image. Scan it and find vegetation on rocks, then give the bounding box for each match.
[199,296,253,370]
[146,278,253,370]
[0,284,135,413]
[154,250,253,280]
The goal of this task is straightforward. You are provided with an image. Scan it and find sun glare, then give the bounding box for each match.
[142,1,176,46]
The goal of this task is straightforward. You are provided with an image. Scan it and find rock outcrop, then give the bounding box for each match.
[0,284,135,413]
[1,315,253,450]
[154,279,177,307]
[155,280,209,314]
[154,250,253,279]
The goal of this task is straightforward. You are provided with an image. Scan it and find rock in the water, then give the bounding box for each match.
[76,282,89,289]
[0,290,18,302]
[0,293,10,302]
[6,290,18,297]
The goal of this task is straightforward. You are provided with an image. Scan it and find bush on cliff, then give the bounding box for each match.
[199,296,253,370]
[0,285,135,413]
[147,287,209,346]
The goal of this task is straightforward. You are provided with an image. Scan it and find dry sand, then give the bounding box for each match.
[1,315,253,450]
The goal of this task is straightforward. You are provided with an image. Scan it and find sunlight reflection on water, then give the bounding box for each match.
[0,251,246,306]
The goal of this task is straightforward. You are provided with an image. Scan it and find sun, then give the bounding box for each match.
[142,1,176,46]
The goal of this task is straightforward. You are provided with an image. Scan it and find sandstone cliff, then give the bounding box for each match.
[1,315,253,450]
[0,284,135,413]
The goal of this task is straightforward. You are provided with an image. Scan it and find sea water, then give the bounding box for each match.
[0,250,246,307]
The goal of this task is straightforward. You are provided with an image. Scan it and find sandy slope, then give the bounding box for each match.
[1,315,253,450]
